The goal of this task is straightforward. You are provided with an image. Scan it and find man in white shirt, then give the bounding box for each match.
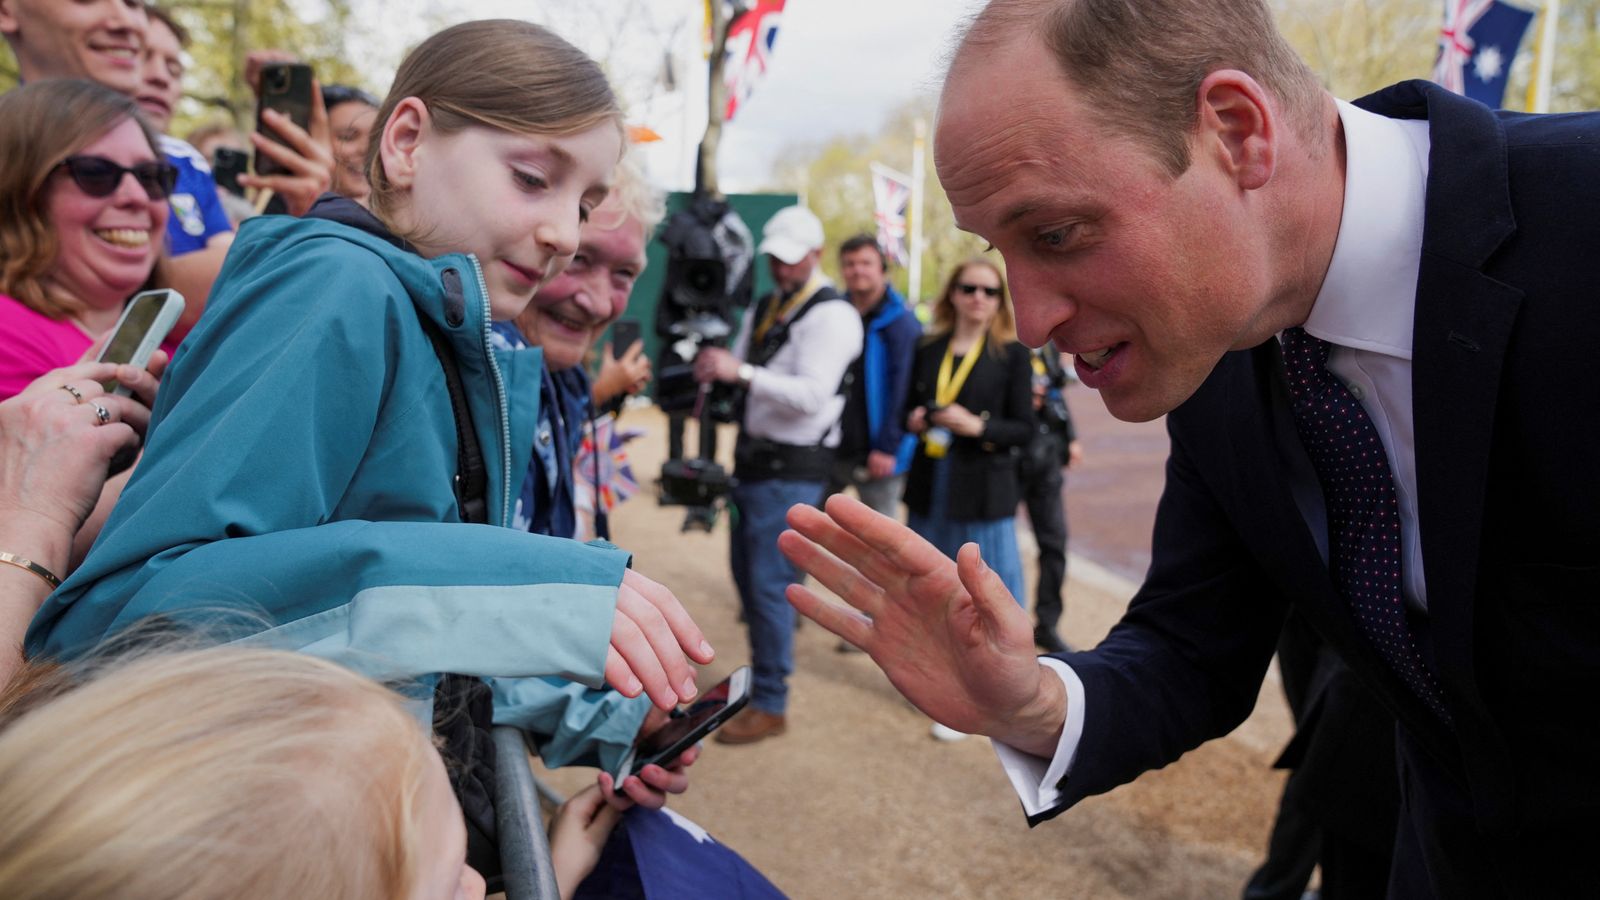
[777,0,1600,896]
[694,206,863,744]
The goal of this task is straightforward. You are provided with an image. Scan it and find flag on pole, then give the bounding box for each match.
[1432,0,1537,108]
[870,162,912,266]
[723,0,786,121]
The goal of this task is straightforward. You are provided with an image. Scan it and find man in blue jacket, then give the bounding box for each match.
[824,235,921,519]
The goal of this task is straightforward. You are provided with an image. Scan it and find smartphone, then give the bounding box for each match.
[613,666,750,782]
[211,147,249,197]
[611,318,642,359]
[96,289,185,395]
[254,62,315,177]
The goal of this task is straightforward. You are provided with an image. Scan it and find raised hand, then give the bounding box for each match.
[604,568,715,711]
[779,495,1066,756]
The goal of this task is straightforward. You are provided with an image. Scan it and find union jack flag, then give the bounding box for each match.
[870,162,911,267]
[1432,0,1536,109]
[573,414,644,542]
[723,0,786,121]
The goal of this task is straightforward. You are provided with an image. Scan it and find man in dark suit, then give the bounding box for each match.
[775,1,1599,896]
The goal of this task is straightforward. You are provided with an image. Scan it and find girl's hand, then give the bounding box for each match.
[597,736,700,812]
[548,784,623,900]
[606,569,715,710]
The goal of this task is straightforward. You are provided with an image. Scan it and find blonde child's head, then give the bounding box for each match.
[0,647,482,900]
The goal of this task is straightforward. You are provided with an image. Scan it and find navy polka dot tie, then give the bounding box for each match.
[1280,328,1450,722]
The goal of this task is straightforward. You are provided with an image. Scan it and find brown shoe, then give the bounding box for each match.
[715,707,787,745]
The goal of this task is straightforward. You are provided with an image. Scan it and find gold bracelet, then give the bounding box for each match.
[0,552,61,590]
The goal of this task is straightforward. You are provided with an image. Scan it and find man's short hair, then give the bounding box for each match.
[144,6,190,47]
[838,234,888,271]
[955,0,1324,175]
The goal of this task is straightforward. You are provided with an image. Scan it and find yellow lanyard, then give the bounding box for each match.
[935,334,985,408]
[753,272,827,344]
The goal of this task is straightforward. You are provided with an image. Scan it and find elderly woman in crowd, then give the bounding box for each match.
[0,80,177,400]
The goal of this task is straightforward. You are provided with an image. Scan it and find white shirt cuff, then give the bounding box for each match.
[989,658,1085,817]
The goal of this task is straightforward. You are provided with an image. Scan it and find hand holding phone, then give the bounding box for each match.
[97,290,185,396]
[612,666,750,785]
[254,62,315,178]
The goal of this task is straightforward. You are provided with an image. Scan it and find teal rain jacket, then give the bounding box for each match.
[28,215,631,731]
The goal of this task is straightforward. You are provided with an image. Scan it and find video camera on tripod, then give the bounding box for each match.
[653,195,754,531]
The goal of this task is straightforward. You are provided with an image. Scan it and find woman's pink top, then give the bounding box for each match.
[0,293,178,400]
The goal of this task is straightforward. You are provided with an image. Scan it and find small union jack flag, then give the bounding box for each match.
[870,162,911,267]
[1432,0,1535,109]
[723,0,786,122]
[573,414,644,542]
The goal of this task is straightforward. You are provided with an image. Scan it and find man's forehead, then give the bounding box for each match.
[581,215,648,266]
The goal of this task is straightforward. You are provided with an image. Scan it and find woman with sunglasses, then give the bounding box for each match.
[0,80,178,401]
[902,259,1035,740]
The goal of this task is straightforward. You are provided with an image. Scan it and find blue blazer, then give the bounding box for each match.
[1037,81,1600,898]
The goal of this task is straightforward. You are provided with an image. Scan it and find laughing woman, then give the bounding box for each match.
[0,80,176,400]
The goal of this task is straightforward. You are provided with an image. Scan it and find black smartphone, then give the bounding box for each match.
[612,666,751,782]
[211,147,249,197]
[611,318,642,359]
[255,62,315,177]
[97,289,185,395]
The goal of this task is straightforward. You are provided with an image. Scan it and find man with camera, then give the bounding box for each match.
[693,206,862,744]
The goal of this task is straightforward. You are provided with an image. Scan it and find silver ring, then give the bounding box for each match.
[90,402,111,426]
[60,384,85,403]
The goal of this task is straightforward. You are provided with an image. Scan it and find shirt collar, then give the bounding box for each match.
[1302,100,1432,361]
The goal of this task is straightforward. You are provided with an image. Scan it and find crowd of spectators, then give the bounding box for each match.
[0,2,1084,897]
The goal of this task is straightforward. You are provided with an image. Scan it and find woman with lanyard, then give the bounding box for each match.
[901,259,1035,739]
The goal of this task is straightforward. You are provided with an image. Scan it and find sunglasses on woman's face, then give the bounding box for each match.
[55,156,178,201]
[957,282,1002,298]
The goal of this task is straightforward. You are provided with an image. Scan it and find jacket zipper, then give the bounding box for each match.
[467,254,513,528]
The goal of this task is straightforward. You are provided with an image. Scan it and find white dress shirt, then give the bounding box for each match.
[994,100,1435,816]
[731,281,864,448]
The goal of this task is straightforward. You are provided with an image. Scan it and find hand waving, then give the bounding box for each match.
[778,495,1066,756]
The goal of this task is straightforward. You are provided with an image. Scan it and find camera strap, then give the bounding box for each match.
[746,283,844,369]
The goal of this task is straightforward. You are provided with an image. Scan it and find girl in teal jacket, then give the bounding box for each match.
[27,21,711,763]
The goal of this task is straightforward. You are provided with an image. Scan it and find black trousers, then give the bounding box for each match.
[1020,432,1068,630]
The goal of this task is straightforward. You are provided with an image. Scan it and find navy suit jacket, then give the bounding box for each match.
[1039,81,1600,897]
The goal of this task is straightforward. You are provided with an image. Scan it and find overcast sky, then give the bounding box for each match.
[349,0,985,192]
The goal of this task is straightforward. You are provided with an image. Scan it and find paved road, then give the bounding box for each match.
[1058,382,1170,586]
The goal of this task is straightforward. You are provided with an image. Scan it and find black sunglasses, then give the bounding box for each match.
[957,282,1002,298]
[55,156,178,200]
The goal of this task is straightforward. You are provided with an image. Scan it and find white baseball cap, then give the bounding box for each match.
[757,205,825,265]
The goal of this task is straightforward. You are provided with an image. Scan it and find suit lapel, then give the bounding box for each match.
[1361,82,1525,707]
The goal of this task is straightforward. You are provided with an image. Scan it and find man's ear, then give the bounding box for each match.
[377,97,430,192]
[1195,70,1276,191]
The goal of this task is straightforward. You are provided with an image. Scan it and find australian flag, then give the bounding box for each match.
[574,806,787,899]
[1432,0,1536,109]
